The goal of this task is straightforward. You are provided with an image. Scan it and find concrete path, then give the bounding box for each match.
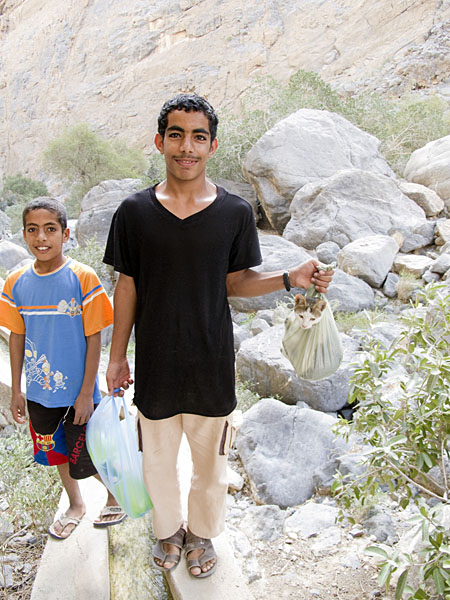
[31,477,110,600]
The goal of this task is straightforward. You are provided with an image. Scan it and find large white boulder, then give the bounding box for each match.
[337,235,399,288]
[243,109,394,233]
[76,179,143,247]
[0,240,31,272]
[235,324,359,412]
[236,399,351,507]
[283,169,434,252]
[404,135,450,203]
[229,233,312,312]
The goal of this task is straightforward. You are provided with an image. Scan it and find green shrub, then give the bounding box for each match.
[43,124,148,217]
[68,234,113,284]
[333,283,450,599]
[209,70,450,182]
[236,381,260,413]
[0,428,61,532]
[1,173,49,233]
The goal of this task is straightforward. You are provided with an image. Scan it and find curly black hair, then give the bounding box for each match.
[157,93,219,143]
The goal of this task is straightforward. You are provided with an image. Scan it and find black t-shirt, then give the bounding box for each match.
[103,185,262,420]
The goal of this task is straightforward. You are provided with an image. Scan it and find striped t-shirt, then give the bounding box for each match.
[0,258,113,408]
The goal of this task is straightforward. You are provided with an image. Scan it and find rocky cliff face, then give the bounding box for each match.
[1,0,449,179]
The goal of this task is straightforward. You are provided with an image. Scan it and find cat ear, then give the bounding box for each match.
[295,294,306,307]
[316,300,327,311]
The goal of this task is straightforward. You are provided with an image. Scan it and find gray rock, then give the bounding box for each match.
[214,178,259,221]
[239,504,285,541]
[0,210,10,240]
[76,178,143,247]
[243,110,393,233]
[229,234,312,312]
[284,502,340,538]
[311,527,342,554]
[430,252,450,274]
[226,524,262,584]
[383,272,399,298]
[326,269,375,313]
[0,515,13,542]
[0,563,13,588]
[316,241,340,264]
[404,135,450,203]
[422,269,441,284]
[312,460,339,495]
[236,324,359,412]
[233,322,251,352]
[249,318,270,336]
[236,399,350,507]
[393,253,434,277]
[397,180,444,217]
[337,235,399,288]
[362,510,398,545]
[283,169,433,252]
[0,240,30,271]
[255,309,273,326]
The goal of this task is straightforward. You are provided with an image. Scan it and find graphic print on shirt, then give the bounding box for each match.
[24,338,68,393]
[57,298,82,317]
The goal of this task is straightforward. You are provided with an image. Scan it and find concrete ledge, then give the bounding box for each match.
[167,530,254,600]
[31,477,110,600]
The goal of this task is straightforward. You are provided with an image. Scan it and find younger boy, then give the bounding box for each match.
[0,197,125,539]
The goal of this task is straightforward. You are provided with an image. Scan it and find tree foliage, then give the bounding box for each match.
[0,173,48,232]
[43,124,148,216]
[209,70,450,182]
[333,283,450,599]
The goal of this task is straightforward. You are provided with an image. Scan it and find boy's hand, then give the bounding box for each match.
[73,392,94,425]
[106,359,134,397]
[289,260,334,294]
[11,391,27,424]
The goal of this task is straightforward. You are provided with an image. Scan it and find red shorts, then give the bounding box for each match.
[27,400,97,480]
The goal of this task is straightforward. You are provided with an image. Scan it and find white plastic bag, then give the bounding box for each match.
[86,395,152,518]
[281,265,343,380]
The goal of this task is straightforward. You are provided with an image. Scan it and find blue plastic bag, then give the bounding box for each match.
[86,395,152,518]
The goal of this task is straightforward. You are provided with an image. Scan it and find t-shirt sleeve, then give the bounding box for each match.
[103,203,135,277]
[0,273,26,334]
[71,263,114,337]
[228,204,262,273]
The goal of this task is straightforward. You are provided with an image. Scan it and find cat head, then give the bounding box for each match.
[294,294,327,329]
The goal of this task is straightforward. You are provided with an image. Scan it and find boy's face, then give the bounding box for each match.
[154,109,218,183]
[23,209,69,273]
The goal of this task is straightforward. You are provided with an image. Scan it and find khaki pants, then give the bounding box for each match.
[138,411,234,540]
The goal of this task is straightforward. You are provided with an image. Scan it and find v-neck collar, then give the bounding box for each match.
[150,185,225,223]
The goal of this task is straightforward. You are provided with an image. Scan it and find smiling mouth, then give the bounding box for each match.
[36,246,50,251]
[175,157,199,166]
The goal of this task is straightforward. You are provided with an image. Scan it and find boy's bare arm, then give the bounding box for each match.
[9,332,26,424]
[73,331,101,425]
[106,273,136,396]
[226,259,333,298]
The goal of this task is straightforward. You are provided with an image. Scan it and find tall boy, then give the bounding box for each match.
[104,94,333,576]
[0,197,125,539]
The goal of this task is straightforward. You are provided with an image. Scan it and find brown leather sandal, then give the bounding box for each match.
[185,530,217,578]
[152,526,186,572]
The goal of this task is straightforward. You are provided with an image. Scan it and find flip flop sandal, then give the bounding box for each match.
[152,526,186,572]
[93,505,127,528]
[185,531,217,578]
[48,512,83,540]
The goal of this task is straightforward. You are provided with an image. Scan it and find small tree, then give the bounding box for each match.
[333,283,450,599]
[43,124,148,216]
